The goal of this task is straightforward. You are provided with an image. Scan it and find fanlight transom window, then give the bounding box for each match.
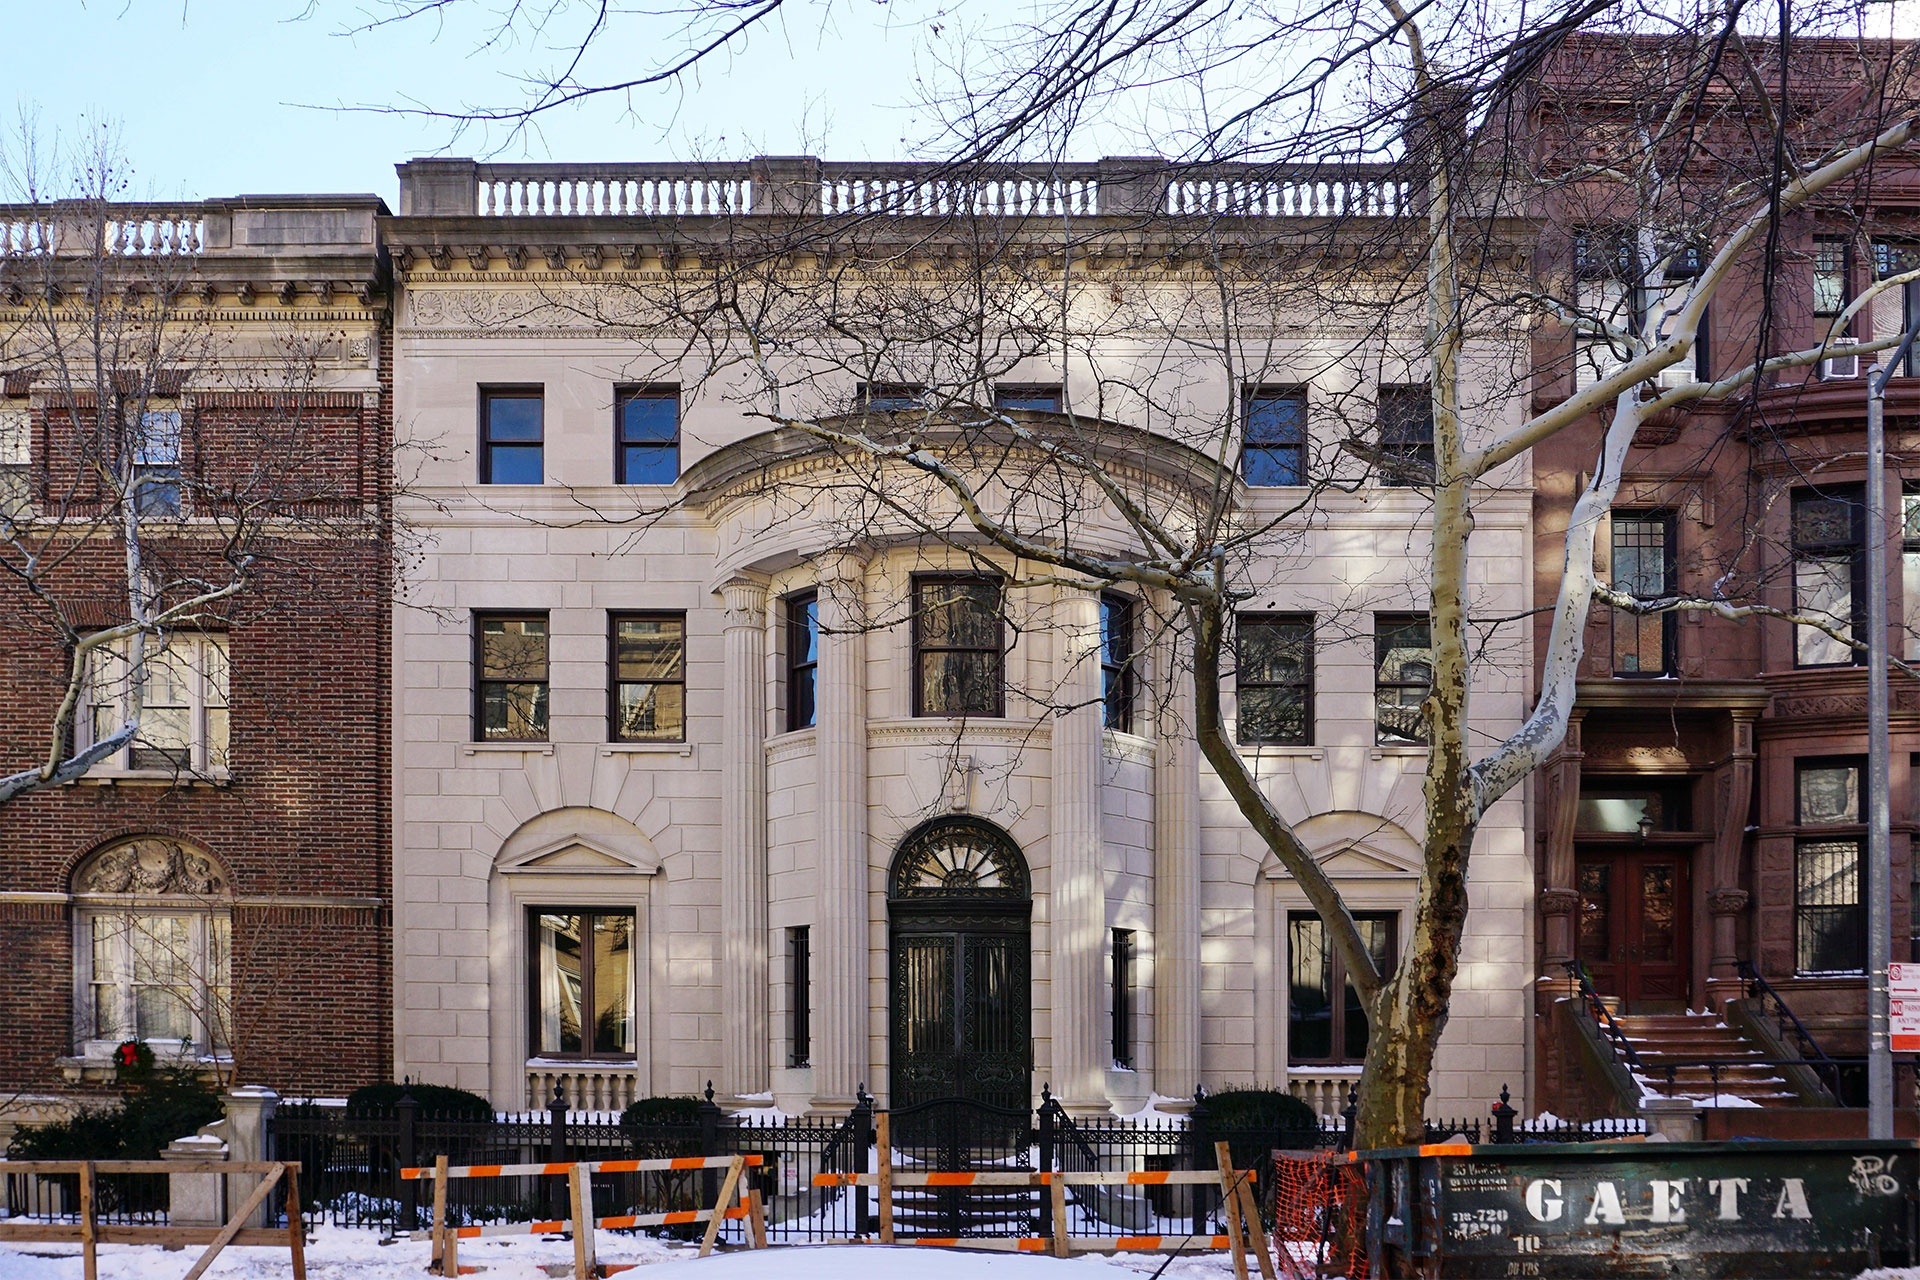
[889,819,1029,900]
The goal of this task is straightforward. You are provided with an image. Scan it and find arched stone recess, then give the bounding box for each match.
[1253,811,1420,1110]
[487,806,665,1111]
[69,836,235,1061]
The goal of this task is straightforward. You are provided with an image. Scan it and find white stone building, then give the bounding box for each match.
[386,157,1535,1120]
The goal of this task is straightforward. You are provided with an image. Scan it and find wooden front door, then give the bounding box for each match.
[1575,849,1691,1012]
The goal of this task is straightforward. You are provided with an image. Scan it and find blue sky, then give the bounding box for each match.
[8,1,942,203]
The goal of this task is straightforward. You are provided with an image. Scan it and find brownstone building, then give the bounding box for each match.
[0,194,392,1124]
[1526,35,1920,1117]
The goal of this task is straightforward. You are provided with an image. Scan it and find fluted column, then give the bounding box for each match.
[1050,585,1107,1112]
[1154,612,1202,1096]
[720,580,770,1099]
[813,556,869,1111]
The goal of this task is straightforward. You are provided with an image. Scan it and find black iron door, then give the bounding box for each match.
[890,923,1031,1114]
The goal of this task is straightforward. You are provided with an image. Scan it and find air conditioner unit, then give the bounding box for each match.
[1656,362,1694,390]
[1820,353,1860,380]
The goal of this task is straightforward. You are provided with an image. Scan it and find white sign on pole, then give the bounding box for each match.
[1889,964,1920,1052]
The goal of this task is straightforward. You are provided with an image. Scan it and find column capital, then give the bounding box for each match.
[721,577,769,623]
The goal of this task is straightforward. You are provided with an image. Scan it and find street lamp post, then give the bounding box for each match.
[1866,311,1920,1140]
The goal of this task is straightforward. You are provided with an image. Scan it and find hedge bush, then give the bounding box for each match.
[1201,1087,1322,1164]
[343,1081,494,1121]
[7,1042,224,1161]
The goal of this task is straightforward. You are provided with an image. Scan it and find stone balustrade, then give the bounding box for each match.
[525,1061,642,1113]
[1288,1068,1363,1119]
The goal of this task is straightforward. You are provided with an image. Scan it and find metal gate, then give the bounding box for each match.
[886,1095,1038,1238]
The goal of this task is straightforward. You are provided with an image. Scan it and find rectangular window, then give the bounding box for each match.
[0,403,30,517]
[1796,759,1865,975]
[788,926,811,1068]
[1288,911,1395,1065]
[1814,238,1857,378]
[1237,614,1313,746]
[1100,593,1135,733]
[476,613,549,741]
[1875,241,1920,377]
[83,633,230,773]
[1905,489,1920,660]
[859,383,923,412]
[84,911,230,1052]
[530,909,635,1058]
[481,388,544,484]
[1375,615,1432,745]
[1110,928,1135,1070]
[1376,385,1433,486]
[913,576,1004,717]
[786,591,819,732]
[1573,230,1635,391]
[1611,512,1675,676]
[132,409,182,518]
[610,613,686,742]
[615,388,680,484]
[1243,387,1307,486]
[1792,486,1864,667]
[995,385,1062,412]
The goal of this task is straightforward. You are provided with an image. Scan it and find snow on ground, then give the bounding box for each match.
[0,1227,1243,1279]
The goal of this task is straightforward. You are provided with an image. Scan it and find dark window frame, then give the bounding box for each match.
[1792,485,1866,668]
[1875,241,1920,376]
[1376,385,1433,487]
[1794,757,1866,975]
[994,385,1063,412]
[1243,386,1308,486]
[858,382,925,412]
[614,385,681,484]
[788,925,812,1068]
[1610,510,1677,677]
[1374,614,1432,746]
[1236,613,1314,746]
[479,386,546,485]
[1110,927,1136,1070]
[1287,910,1397,1066]
[525,906,638,1061]
[608,611,688,743]
[911,573,1006,718]
[474,611,550,742]
[786,590,820,733]
[1100,593,1136,734]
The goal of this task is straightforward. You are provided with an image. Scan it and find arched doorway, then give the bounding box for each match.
[887,818,1032,1113]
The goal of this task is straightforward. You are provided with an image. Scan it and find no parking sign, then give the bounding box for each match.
[1890,962,1920,1051]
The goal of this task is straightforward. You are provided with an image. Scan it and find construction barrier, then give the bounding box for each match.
[401,1152,767,1278]
[0,1159,306,1280]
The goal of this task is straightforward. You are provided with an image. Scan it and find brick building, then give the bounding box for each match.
[1524,36,1920,1116]
[0,195,392,1126]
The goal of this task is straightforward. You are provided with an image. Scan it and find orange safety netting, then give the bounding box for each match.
[1270,1151,1369,1279]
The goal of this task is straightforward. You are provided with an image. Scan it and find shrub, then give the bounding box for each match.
[7,1041,224,1161]
[617,1095,707,1235]
[343,1082,493,1121]
[1201,1087,1322,1163]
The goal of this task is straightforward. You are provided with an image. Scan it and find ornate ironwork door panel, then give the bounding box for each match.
[890,929,1030,1114]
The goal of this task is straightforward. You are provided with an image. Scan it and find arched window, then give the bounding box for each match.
[888,818,1030,901]
[71,837,232,1058]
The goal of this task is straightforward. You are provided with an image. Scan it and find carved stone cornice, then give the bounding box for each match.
[1708,888,1750,916]
[1540,888,1581,917]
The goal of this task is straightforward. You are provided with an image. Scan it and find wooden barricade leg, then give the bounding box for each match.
[431,1155,450,1275]
[569,1162,596,1280]
[1050,1177,1070,1257]
[1234,1161,1277,1280]
[747,1186,769,1250]
[78,1161,96,1280]
[182,1163,285,1280]
[876,1112,895,1245]
[445,1222,459,1278]
[699,1156,746,1258]
[285,1162,308,1280]
[1215,1142,1250,1280]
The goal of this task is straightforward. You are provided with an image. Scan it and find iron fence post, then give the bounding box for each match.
[699,1082,723,1213]
[397,1083,419,1233]
[852,1085,874,1237]
[1037,1084,1058,1238]
[549,1083,569,1220]
[1342,1086,1358,1152]
[1189,1084,1212,1228]
[1492,1084,1516,1145]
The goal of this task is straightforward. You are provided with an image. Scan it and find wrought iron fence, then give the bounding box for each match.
[0,1165,169,1226]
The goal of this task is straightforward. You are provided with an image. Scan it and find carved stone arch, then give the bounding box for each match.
[72,835,231,897]
[887,816,1030,902]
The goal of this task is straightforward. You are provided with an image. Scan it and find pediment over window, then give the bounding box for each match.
[73,836,230,896]
[493,807,661,876]
[1262,811,1422,882]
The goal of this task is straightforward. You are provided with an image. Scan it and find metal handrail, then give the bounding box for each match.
[1736,959,1839,1071]
[1561,959,1647,1073]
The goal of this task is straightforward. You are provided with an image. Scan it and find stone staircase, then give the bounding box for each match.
[1612,1013,1801,1106]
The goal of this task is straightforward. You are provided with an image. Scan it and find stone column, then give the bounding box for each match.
[1539,714,1585,974]
[1153,609,1202,1096]
[813,555,869,1111]
[721,580,771,1098]
[1708,712,1758,983]
[1050,585,1108,1112]
[220,1086,277,1227]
